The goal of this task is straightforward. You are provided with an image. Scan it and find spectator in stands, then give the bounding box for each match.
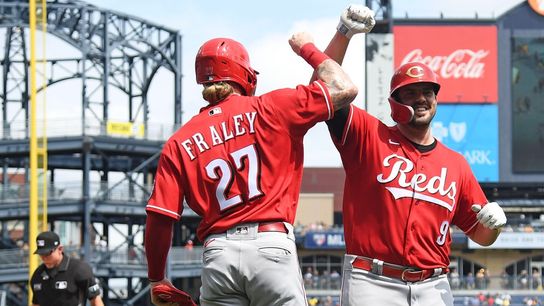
[312,269,320,289]
[519,269,529,289]
[16,240,28,264]
[532,268,542,290]
[501,270,513,289]
[449,267,461,289]
[308,296,319,306]
[495,294,504,306]
[523,296,540,306]
[465,272,475,289]
[294,222,305,235]
[477,292,486,305]
[304,267,314,289]
[462,296,472,306]
[322,295,334,306]
[486,293,495,306]
[8,283,24,302]
[184,239,194,251]
[320,270,331,289]
[485,269,491,289]
[500,293,512,306]
[476,268,487,289]
[502,224,514,232]
[523,224,535,233]
[330,269,341,290]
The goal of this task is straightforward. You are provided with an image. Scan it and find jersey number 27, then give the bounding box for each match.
[205,144,263,211]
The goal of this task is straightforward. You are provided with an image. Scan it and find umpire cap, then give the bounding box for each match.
[34,231,60,255]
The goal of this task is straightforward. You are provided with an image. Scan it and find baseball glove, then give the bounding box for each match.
[152,283,197,306]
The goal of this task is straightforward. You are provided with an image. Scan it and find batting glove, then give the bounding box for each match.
[471,202,507,230]
[337,4,376,39]
[150,279,197,306]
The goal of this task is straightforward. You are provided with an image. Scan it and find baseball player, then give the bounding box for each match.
[317,5,508,306]
[144,29,363,305]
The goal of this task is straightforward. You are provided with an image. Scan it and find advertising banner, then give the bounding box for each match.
[431,104,498,182]
[394,25,497,103]
[468,232,544,249]
[304,231,346,249]
[107,121,144,138]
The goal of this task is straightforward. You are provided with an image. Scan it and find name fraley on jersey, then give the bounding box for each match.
[377,154,457,211]
[180,111,258,160]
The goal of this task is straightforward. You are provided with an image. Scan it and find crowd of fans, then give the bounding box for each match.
[303,267,342,290]
[448,267,544,291]
[294,221,544,235]
[461,292,544,305]
[449,267,491,290]
[462,292,512,305]
[308,295,339,306]
[294,221,343,235]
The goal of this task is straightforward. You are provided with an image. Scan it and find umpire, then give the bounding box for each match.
[30,231,104,306]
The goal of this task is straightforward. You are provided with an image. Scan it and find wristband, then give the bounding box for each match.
[299,43,330,69]
[337,22,353,39]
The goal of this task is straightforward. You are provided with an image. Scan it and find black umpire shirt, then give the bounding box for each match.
[31,254,101,306]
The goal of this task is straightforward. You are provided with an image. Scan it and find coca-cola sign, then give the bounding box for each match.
[394,26,497,103]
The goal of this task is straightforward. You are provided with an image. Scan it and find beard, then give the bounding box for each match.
[409,107,436,128]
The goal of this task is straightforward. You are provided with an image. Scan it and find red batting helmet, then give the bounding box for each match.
[388,62,440,124]
[195,38,258,96]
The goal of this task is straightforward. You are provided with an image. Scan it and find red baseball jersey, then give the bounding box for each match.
[333,105,487,269]
[147,81,332,241]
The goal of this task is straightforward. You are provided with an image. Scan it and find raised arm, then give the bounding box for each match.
[326,4,375,64]
[289,32,358,112]
[321,5,375,138]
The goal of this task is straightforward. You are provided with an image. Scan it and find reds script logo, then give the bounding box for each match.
[376,154,457,211]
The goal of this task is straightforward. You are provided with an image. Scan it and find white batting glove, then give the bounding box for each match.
[337,4,376,39]
[471,202,507,230]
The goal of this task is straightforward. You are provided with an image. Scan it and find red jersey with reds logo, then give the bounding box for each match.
[147,81,332,241]
[332,105,487,269]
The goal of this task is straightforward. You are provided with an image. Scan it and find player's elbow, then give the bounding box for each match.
[331,83,358,110]
[345,83,359,102]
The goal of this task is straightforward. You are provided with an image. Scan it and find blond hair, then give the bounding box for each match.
[202,82,234,104]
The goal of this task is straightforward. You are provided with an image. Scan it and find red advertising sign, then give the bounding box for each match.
[394,26,497,103]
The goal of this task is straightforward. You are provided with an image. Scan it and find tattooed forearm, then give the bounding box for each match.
[316,60,358,111]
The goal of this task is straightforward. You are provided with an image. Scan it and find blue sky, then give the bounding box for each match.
[81,0,525,167]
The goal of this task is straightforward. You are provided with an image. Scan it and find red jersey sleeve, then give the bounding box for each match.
[330,105,381,162]
[451,157,488,233]
[146,140,185,220]
[263,80,332,137]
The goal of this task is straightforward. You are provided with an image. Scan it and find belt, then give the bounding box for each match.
[257,222,288,233]
[352,257,447,282]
